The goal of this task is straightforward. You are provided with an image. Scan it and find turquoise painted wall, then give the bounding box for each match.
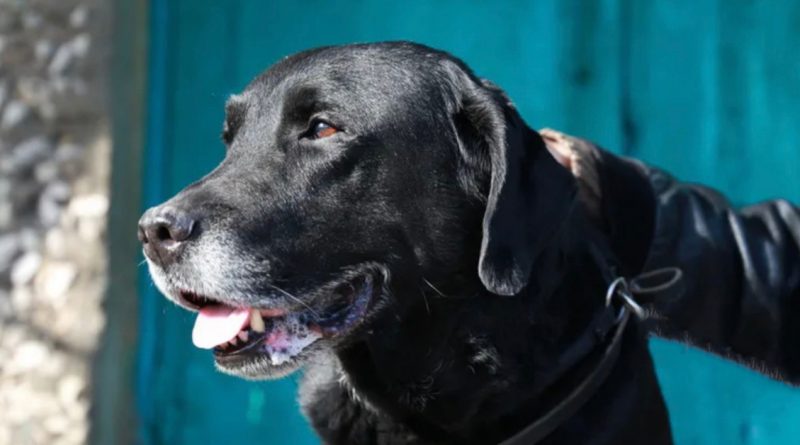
[139,1,800,444]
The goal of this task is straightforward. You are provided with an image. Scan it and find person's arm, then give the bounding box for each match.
[541,129,800,383]
[640,168,800,383]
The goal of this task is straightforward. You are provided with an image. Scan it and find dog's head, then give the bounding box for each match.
[138,42,575,379]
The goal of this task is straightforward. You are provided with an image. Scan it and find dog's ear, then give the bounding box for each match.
[446,68,576,296]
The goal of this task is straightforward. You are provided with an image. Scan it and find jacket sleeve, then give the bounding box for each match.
[640,167,800,383]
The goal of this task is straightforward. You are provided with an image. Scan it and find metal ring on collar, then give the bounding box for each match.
[605,277,646,320]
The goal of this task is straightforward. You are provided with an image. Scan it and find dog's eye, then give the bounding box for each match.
[310,120,339,139]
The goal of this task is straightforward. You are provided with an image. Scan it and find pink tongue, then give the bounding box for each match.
[192,306,250,349]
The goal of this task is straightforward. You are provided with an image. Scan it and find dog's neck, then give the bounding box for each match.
[333,212,623,442]
[329,148,661,443]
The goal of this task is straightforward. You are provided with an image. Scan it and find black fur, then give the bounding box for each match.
[141,42,673,444]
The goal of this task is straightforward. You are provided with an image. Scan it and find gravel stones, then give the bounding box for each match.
[0,1,109,444]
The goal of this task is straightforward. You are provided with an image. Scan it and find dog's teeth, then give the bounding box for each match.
[238,331,249,342]
[230,337,238,346]
[250,309,266,333]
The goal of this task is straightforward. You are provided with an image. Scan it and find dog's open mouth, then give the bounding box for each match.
[178,274,377,377]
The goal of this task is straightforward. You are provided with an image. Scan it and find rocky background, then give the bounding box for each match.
[0,0,110,444]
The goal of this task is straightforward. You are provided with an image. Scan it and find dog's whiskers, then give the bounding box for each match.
[422,278,448,298]
[418,287,432,315]
[267,283,320,317]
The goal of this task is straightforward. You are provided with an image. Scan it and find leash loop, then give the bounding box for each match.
[605,267,684,321]
[498,262,683,444]
[606,277,647,320]
[605,277,646,320]
[629,267,683,297]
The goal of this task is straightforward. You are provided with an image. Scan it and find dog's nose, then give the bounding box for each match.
[138,205,196,267]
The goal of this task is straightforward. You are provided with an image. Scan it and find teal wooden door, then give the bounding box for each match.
[140,1,800,444]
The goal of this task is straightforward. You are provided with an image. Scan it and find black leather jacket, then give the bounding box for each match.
[594,146,800,383]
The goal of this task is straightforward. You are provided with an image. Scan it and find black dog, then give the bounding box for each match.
[138,42,800,444]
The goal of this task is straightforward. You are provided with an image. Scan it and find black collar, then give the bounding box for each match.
[498,152,678,445]
[498,259,683,445]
